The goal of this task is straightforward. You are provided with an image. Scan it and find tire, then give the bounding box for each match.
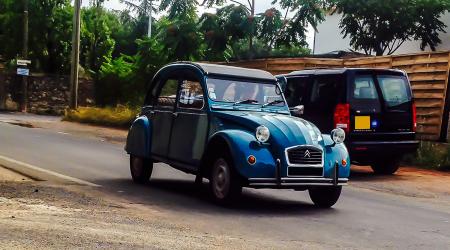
[130,155,153,184]
[209,155,242,204]
[308,186,342,208]
[371,158,400,175]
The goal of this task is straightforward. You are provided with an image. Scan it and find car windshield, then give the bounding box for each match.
[206,78,285,107]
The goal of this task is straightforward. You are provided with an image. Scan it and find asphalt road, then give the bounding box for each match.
[0,120,449,249]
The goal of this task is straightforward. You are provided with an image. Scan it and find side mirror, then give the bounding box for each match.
[290,105,304,116]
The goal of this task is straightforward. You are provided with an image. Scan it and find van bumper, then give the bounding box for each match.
[348,140,419,163]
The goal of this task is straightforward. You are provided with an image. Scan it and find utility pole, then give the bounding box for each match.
[248,0,255,55]
[21,0,29,112]
[147,0,152,38]
[69,0,82,109]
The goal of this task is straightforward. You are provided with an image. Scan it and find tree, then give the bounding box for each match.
[80,5,116,74]
[159,0,198,20]
[333,0,450,55]
[156,16,202,61]
[269,0,331,49]
[0,0,73,74]
[199,4,252,60]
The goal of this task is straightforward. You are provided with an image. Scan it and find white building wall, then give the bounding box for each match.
[314,12,450,55]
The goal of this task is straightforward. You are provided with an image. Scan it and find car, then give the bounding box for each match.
[125,62,350,208]
[278,68,419,175]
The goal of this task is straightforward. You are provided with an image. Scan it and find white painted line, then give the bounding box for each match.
[0,155,100,187]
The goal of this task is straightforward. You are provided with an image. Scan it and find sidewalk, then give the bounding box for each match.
[0,112,127,144]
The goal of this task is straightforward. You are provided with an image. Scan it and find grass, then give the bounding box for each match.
[63,105,139,128]
[403,141,450,171]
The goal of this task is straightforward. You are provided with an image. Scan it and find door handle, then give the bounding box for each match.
[173,113,178,118]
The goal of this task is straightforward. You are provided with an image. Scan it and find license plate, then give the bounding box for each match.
[355,116,371,130]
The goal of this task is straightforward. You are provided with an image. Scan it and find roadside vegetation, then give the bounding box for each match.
[403,142,450,171]
[63,106,139,128]
[1,0,449,107]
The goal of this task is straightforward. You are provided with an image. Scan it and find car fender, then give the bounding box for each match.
[208,130,277,179]
[125,116,151,158]
[322,135,351,178]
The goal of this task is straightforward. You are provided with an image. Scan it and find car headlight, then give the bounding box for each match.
[256,125,270,143]
[331,128,345,144]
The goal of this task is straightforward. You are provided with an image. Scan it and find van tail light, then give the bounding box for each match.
[412,102,417,132]
[334,103,350,133]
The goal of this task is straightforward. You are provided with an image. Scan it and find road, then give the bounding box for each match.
[0,118,449,249]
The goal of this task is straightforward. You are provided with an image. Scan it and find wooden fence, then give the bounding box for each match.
[225,51,450,141]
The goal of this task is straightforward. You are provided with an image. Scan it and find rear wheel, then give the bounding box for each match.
[209,155,242,204]
[130,155,153,184]
[309,186,342,208]
[371,158,400,175]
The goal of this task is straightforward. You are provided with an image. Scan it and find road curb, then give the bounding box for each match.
[0,155,100,187]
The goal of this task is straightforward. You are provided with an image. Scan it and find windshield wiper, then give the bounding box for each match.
[234,99,259,105]
[262,100,285,108]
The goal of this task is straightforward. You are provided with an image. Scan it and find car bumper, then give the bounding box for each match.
[247,162,348,188]
[247,177,349,189]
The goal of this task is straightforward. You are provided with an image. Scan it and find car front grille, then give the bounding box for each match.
[287,146,323,166]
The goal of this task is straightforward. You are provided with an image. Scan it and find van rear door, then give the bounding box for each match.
[349,71,414,140]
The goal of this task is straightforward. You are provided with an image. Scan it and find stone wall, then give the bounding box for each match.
[0,73,95,115]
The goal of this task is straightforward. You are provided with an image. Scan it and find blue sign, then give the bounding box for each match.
[17,68,30,76]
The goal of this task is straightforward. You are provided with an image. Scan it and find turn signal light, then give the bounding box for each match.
[248,155,256,165]
[342,159,347,167]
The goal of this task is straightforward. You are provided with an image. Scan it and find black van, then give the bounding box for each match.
[279,68,419,174]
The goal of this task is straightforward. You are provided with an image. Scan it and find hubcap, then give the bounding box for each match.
[212,158,230,199]
[131,156,144,177]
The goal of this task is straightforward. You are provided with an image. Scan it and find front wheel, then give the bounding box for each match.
[209,156,242,204]
[371,158,401,175]
[130,155,153,184]
[309,186,342,208]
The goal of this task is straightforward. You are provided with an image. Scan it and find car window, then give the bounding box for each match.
[206,78,284,106]
[310,75,341,112]
[353,76,378,100]
[377,75,411,108]
[284,77,309,107]
[156,78,178,109]
[178,80,204,110]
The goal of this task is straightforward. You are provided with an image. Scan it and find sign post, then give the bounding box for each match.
[21,0,29,112]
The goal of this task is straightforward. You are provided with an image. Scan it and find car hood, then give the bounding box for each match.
[213,111,324,147]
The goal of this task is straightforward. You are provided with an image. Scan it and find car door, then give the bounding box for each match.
[168,76,208,169]
[150,75,179,159]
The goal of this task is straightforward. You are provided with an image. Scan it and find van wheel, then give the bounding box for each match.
[371,158,400,175]
[130,155,153,184]
[309,186,342,208]
[209,155,242,204]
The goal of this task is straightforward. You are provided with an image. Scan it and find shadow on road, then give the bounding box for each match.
[350,167,408,182]
[97,178,335,216]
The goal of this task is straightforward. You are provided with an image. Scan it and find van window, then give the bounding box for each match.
[285,77,309,107]
[353,76,379,100]
[310,75,342,112]
[377,75,411,108]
